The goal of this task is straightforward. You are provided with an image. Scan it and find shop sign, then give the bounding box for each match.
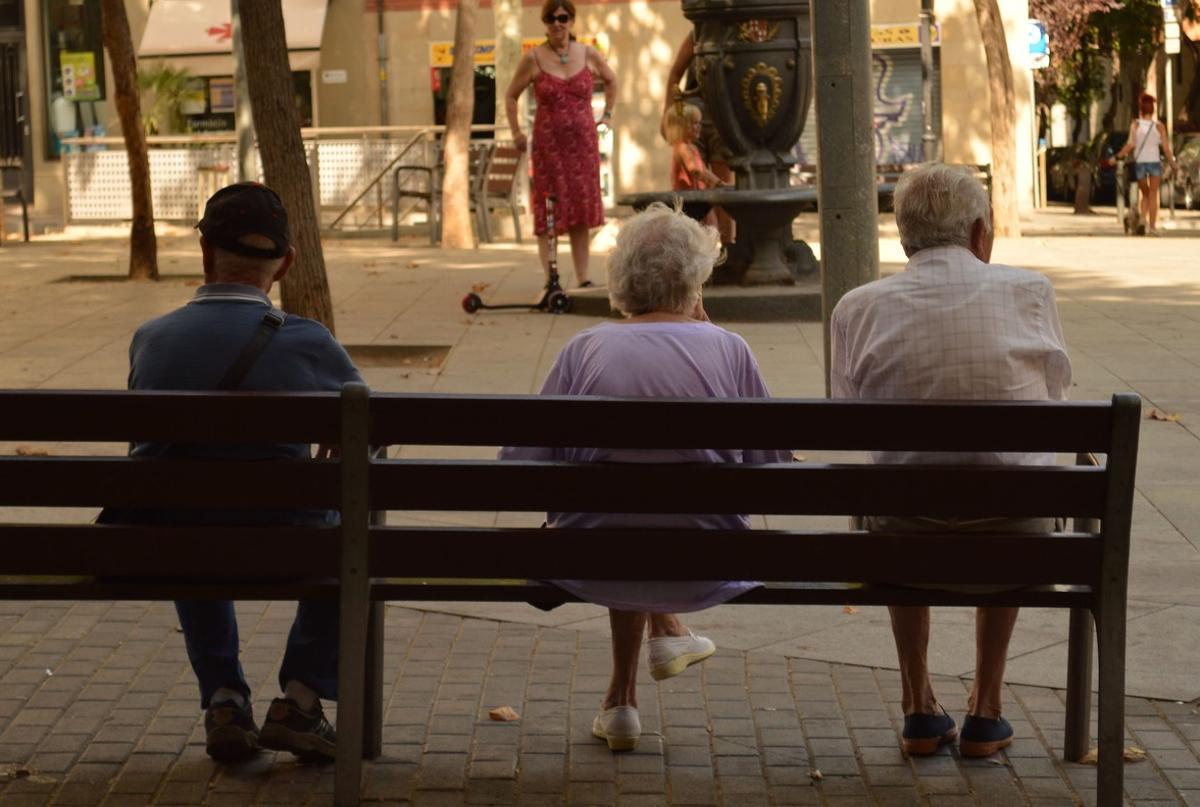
[209,77,235,113]
[870,23,941,50]
[430,36,600,67]
[60,51,100,101]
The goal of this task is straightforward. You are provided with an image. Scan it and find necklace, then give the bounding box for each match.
[550,41,570,65]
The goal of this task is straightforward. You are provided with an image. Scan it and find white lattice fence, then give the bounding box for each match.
[66,146,238,222]
[64,138,432,226]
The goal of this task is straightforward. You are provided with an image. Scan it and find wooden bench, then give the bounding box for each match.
[0,386,1140,807]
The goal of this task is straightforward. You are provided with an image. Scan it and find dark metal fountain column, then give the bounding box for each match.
[684,0,812,285]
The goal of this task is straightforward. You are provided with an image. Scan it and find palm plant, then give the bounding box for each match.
[137,64,194,135]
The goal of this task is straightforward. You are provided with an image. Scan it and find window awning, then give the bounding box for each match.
[138,0,327,71]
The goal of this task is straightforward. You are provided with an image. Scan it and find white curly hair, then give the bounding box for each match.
[607,203,720,316]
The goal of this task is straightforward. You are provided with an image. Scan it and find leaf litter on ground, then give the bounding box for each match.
[1078,746,1146,764]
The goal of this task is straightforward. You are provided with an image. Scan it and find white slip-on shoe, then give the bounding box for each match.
[648,632,716,681]
[591,705,640,751]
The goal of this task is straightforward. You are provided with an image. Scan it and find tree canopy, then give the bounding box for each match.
[1032,0,1200,141]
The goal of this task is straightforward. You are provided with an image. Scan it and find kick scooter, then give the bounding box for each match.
[462,193,572,314]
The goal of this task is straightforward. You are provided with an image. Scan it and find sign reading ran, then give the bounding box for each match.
[430,36,601,67]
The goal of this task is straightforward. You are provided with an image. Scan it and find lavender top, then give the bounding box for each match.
[499,321,792,612]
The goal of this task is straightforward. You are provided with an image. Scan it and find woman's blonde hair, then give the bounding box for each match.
[663,103,702,146]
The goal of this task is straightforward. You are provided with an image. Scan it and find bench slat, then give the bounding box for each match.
[0,579,1092,609]
[373,581,1094,609]
[0,458,340,508]
[0,390,341,443]
[369,395,1118,452]
[0,525,340,575]
[369,462,1108,518]
[366,528,1102,585]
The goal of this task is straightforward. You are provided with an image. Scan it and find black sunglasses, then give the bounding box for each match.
[544,12,571,24]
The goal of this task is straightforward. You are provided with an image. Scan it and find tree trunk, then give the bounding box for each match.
[1181,37,1200,126]
[100,0,157,280]
[441,0,478,249]
[231,0,256,183]
[974,0,1021,237]
[239,0,335,331]
[493,0,522,132]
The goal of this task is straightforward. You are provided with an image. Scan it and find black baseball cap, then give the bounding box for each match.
[196,182,290,259]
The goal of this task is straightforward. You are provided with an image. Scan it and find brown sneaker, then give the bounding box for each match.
[258,697,337,762]
[205,699,259,761]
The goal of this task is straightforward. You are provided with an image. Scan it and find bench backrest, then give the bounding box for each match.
[484,145,522,196]
[0,388,1140,594]
[362,392,1140,589]
[0,390,348,579]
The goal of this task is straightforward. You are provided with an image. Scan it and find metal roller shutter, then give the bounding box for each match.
[795,47,941,167]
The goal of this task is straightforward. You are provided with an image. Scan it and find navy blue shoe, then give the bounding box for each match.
[901,710,957,755]
[959,714,1014,757]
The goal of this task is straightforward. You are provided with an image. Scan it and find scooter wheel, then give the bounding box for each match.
[547,291,572,314]
[462,293,483,314]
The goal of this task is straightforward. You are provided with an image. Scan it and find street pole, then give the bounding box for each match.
[1163,0,1179,220]
[378,2,389,129]
[231,0,255,183]
[919,0,938,161]
[1166,53,1174,219]
[812,0,880,396]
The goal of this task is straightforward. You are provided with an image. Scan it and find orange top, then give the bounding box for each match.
[671,142,709,190]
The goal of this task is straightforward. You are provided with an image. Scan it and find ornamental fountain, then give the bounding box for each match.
[621,0,817,286]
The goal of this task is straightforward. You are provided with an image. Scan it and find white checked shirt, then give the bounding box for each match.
[830,245,1072,466]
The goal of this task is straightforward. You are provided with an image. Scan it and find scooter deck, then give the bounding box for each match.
[474,302,552,311]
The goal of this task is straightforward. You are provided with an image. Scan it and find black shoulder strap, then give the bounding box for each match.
[216,308,286,390]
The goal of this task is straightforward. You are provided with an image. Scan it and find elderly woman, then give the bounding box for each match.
[500,204,791,752]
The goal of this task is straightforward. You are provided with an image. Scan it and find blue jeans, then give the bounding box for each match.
[96,505,342,708]
[1134,162,1162,180]
[175,598,339,708]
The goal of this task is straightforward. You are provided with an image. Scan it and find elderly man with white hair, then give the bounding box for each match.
[830,163,1072,758]
[501,203,791,753]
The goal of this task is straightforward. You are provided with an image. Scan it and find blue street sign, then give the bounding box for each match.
[1026,20,1049,69]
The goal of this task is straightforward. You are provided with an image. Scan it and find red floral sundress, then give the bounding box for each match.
[530,56,605,237]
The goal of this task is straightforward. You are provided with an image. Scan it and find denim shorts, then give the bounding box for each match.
[1135,162,1162,180]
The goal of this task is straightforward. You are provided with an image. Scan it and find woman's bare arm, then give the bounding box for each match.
[589,46,618,128]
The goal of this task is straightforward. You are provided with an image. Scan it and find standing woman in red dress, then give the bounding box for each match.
[505,0,617,289]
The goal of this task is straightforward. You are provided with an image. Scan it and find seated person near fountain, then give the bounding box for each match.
[499,204,791,753]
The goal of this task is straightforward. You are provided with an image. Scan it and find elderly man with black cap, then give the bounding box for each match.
[125,182,363,763]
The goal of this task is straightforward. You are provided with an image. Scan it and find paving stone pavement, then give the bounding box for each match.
[0,206,1198,804]
[1,601,1199,806]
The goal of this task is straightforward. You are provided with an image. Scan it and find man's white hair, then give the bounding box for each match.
[893,163,991,254]
[607,203,719,316]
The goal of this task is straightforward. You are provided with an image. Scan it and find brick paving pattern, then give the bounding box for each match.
[0,602,1197,805]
